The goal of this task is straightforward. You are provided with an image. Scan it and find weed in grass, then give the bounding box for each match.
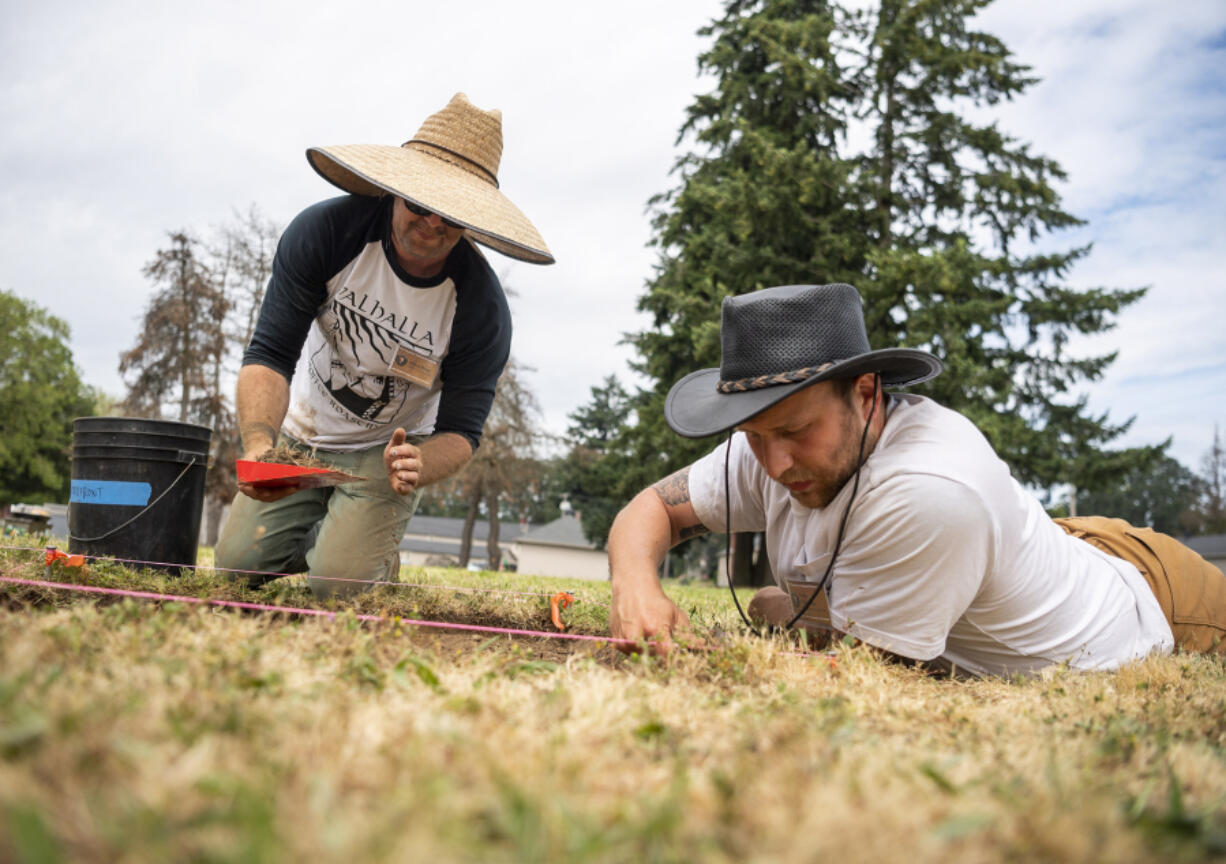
[1127,764,1226,859]
[931,810,994,840]
[443,695,482,716]
[0,708,47,760]
[919,759,961,795]
[343,649,386,690]
[2,803,63,864]
[633,718,668,743]
[392,653,445,693]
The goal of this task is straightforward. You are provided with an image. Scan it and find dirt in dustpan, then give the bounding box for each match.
[238,445,366,489]
[254,444,333,468]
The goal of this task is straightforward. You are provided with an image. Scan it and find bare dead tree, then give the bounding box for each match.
[198,207,280,544]
[120,213,280,546]
[211,204,279,353]
[455,358,543,569]
[1201,425,1226,533]
[120,231,228,422]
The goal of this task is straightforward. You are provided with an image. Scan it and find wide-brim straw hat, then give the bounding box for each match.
[665,283,942,438]
[306,93,553,265]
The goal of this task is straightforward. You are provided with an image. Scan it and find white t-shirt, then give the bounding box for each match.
[688,394,1173,677]
[247,195,511,454]
[284,241,459,449]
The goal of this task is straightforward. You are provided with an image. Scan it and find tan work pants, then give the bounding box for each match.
[215,437,422,600]
[1055,516,1226,654]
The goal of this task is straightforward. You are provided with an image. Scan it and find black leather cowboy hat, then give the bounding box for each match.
[664,283,942,438]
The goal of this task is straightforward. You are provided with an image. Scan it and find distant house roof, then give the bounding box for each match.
[514,514,596,550]
[398,516,537,565]
[1185,533,1226,558]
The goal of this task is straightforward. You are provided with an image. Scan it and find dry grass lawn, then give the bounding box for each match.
[1,541,1224,863]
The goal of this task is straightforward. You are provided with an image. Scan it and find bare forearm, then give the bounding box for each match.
[236,364,290,458]
[608,489,673,588]
[610,466,709,584]
[607,484,697,650]
[417,433,473,487]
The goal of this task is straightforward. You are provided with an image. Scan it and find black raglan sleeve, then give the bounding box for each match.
[243,196,381,379]
[433,243,512,452]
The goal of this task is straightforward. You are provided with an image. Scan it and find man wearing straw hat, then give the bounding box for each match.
[608,283,1226,675]
[216,93,552,598]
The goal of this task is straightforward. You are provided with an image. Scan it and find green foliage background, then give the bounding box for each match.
[0,290,97,506]
[590,0,1162,521]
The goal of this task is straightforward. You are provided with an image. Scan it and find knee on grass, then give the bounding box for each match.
[306,556,400,601]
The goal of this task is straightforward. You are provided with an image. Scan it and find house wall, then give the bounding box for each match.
[512,544,608,581]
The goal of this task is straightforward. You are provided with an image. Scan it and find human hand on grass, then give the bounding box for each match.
[385,428,423,495]
[610,579,694,655]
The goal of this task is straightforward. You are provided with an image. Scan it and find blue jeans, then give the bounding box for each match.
[215,437,422,600]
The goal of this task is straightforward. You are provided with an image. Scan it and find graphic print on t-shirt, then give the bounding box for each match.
[309,300,409,424]
[306,284,449,429]
[283,235,463,449]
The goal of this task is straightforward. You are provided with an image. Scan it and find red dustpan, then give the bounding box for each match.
[236,460,366,490]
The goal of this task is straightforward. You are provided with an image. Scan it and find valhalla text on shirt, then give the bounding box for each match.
[337,287,435,345]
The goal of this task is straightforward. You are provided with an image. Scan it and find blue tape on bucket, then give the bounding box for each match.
[70,480,152,507]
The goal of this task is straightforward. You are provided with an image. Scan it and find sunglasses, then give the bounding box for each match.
[402,199,463,230]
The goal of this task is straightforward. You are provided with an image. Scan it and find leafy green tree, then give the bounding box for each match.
[557,376,636,548]
[629,0,867,481]
[624,0,1158,500]
[1075,455,1203,536]
[856,0,1160,493]
[0,291,97,506]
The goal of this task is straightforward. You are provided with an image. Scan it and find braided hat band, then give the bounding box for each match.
[664,284,942,439]
[716,362,836,394]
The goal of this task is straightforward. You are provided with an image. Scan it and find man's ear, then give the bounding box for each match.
[853,372,879,418]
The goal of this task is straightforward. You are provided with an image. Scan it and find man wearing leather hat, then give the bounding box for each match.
[217,93,552,598]
[608,283,1226,675]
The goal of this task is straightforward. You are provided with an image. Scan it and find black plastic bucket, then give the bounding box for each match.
[68,417,212,574]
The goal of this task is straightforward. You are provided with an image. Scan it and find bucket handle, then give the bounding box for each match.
[68,458,201,544]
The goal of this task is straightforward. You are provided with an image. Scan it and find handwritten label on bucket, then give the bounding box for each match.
[71,480,152,507]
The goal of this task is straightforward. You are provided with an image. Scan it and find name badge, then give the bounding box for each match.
[388,344,440,388]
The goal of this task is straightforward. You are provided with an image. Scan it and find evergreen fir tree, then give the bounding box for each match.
[561,376,637,547]
[624,0,1159,498]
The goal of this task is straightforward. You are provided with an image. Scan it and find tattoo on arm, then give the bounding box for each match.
[653,468,709,542]
[679,523,708,541]
[651,469,691,507]
[240,422,279,453]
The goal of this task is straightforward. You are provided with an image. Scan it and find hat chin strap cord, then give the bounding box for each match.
[722,376,880,635]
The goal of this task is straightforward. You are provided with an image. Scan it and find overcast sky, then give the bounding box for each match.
[2,0,1223,472]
